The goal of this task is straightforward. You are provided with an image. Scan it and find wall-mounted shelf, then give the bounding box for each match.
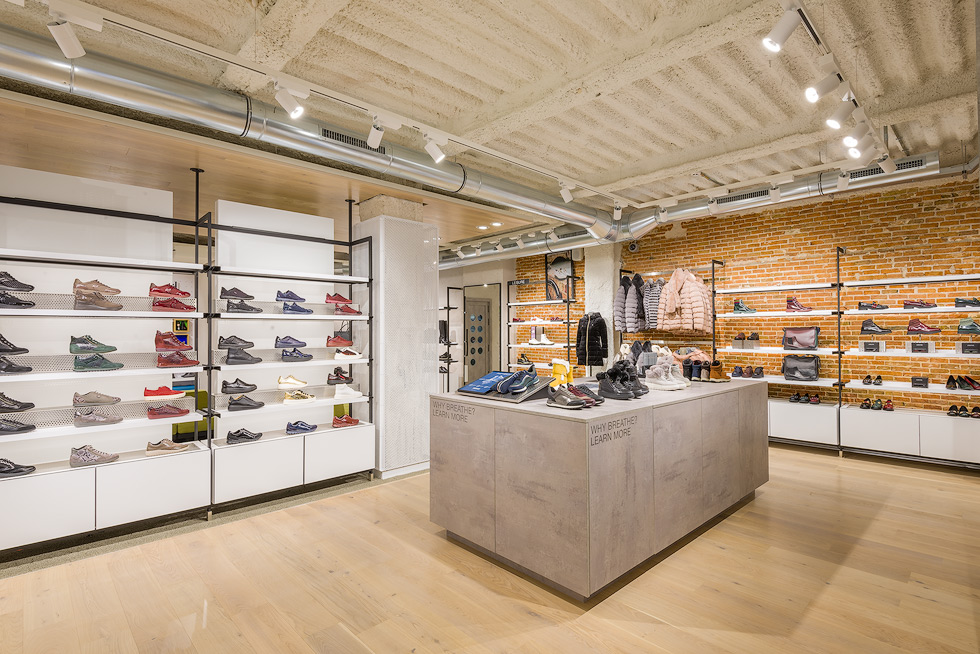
[844,379,980,396]
[842,306,978,315]
[720,346,836,355]
[842,273,980,287]
[729,374,838,387]
[717,310,834,318]
[0,247,204,272]
[716,282,833,294]
[214,265,368,284]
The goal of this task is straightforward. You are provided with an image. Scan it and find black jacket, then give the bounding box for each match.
[576,312,608,366]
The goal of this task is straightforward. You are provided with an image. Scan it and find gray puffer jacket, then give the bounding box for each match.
[642,279,664,330]
[625,283,641,333]
[613,276,630,331]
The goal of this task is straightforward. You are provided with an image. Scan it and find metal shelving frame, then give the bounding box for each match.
[506,279,573,373]
[440,286,462,392]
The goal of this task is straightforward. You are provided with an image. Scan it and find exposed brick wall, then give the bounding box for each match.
[618,178,980,411]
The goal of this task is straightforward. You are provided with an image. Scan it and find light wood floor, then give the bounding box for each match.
[1,446,979,653]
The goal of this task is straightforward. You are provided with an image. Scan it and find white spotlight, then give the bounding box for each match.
[836,172,850,192]
[424,135,446,164]
[275,87,304,119]
[47,20,85,59]
[843,123,870,148]
[707,200,720,215]
[494,242,504,252]
[613,205,622,221]
[826,100,855,130]
[548,230,560,243]
[762,6,801,52]
[366,121,384,149]
[559,182,574,203]
[455,248,465,259]
[848,134,875,159]
[770,186,781,203]
[806,73,842,103]
[856,148,879,168]
[878,155,897,174]
[474,246,482,256]
[515,237,526,249]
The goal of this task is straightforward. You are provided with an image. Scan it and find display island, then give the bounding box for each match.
[429,380,769,600]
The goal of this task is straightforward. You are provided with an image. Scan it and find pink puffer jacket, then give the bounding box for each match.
[656,268,712,334]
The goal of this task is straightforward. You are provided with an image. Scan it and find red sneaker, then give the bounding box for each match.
[327,335,354,347]
[157,351,200,368]
[149,283,191,298]
[325,293,352,304]
[332,415,360,427]
[155,331,193,352]
[147,404,190,419]
[152,298,196,312]
[335,304,362,315]
[144,386,186,400]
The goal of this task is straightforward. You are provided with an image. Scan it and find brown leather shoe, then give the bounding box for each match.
[147,404,190,419]
[152,298,195,312]
[73,279,120,295]
[155,331,193,352]
[157,351,200,368]
[786,296,812,312]
[149,283,190,298]
[327,335,354,347]
[907,319,941,334]
[903,299,938,309]
[74,291,123,311]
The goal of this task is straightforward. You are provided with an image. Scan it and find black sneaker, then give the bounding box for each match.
[516,353,532,365]
[226,299,262,313]
[0,272,34,293]
[227,428,262,443]
[862,375,872,385]
[228,395,264,411]
[732,365,744,378]
[0,291,34,308]
[0,356,31,374]
[225,348,262,365]
[439,366,449,373]
[217,335,254,349]
[947,404,959,416]
[0,417,35,433]
[0,333,28,355]
[439,352,453,362]
[282,348,313,361]
[0,457,35,477]
[752,366,764,378]
[328,367,353,385]
[873,375,882,385]
[860,319,892,335]
[958,405,969,417]
[0,392,34,412]
[596,372,632,400]
[789,392,801,403]
[221,378,257,394]
[682,358,693,379]
[220,287,254,300]
[275,335,307,348]
[572,384,605,404]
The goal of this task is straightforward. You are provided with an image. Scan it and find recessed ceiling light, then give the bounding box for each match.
[477,225,488,230]
[491,222,503,227]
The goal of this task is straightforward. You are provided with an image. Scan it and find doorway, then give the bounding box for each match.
[463,298,492,382]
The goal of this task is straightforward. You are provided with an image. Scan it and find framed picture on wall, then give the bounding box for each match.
[545,252,574,300]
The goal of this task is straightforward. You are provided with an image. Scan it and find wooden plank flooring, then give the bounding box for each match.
[1,445,979,653]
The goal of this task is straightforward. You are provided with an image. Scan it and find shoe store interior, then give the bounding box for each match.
[0,1,978,652]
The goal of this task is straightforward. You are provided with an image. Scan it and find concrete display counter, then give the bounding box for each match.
[429,380,769,600]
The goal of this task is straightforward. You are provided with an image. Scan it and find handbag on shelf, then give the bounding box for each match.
[782,354,820,381]
[334,320,353,342]
[781,326,820,350]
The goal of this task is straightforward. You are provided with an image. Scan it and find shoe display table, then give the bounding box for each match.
[429,380,769,600]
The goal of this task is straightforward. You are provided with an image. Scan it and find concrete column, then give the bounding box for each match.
[584,243,620,366]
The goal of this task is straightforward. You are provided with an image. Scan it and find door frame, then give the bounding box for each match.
[462,282,502,379]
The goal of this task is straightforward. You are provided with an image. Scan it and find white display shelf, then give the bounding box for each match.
[717,310,834,318]
[0,393,191,416]
[219,395,368,417]
[0,247,204,272]
[0,410,204,444]
[729,374,837,387]
[215,312,368,321]
[720,346,836,355]
[0,365,203,384]
[844,380,980,396]
[0,308,203,318]
[508,320,572,326]
[215,358,367,370]
[508,363,553,370]
[716,282,833,294]
[215,265,368,284]
[844,348,980,358]
[7,441,208,480]
[508,343,569,349]
[842,273,980,287]
[212,422,372,448]
[507,300,572,307]
[843,306,978,315]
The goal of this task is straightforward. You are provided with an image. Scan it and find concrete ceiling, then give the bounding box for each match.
[0,0,976,239]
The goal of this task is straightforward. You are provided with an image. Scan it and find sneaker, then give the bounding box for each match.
[860,319,892,335]
[69,334,115,354]
[327,335,354,347]
[565,384,596,407]
[217,335,254,350]
[516,353,532,365]
[73,408,123,427]
[283,302,313,315]
[146,439,190,456]
[871,399,883,410]
[73,279,120,295]
[0,291,34,308]
[732,365,744,378]
[226,299,262,313]
[74,291,122,311]
[220,287,254,300]
[572,384,604,404]
[510,367,538,394]
[873,375,883,386]
[733,299,756,313]
[882,399,894,411]
[862,399,873,410]
[0,457,36,477]
[334,348,362,360]
[0,392,34,412]
[284,390,316,404]
[286,421,318,435]
[275,335,307,348]
[147,404,190,419]
[325,293,352,304]
[221,378,257,394]
[332,415,360,428]
[69,444,119,466]
[857,301,889,310]
[228,395,264,411]
[752,366,764,378]
[971,406,980,419]
[789,392,801,403]
[800,393,811,404]
[809,394,821,404]
[947,404,959,416]
[74,354,123,372]
[539,331,554,346]
[0,356,30,374]
[155,331,193,352]
[0,418,35,434]
[786,297,812,312]
[149,282,190,298]
[73,391,121,406]
[276,375,306,389]
[439,365,449,373]
[596,371,632,400]
[157,352,200,368]
[152,298,196,312]
[225,348,262,365]
[0,333,28,355]
[328,368,353,385]
[495,371,521,393]
[227,428,262,444]
[958,405,970,417]
[144,387,185,400]
[333,383,363,399]
[276,290,306,302]
[282,348,313,361]
[546,385,585,409]
[907,319,941,334]
[0,272,34,293]
[336,305,363,315]
[957,319,980,335]
[862,374,872,385]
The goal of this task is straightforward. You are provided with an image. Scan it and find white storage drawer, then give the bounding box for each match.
[0,468,95,551]
[305,425,375,484]
[840,407,919,455]
[213,436,304,503]
[96,447,211,529]
[768,399,838,445]
[919,414,980,463]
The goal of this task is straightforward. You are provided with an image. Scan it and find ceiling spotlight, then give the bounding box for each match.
[843,123,870,148]
[477,225,488,230]
[559,181,575,203]
[806,72,842,104]
[848,134,875,159]
[770,186,781,203]
[474,246,482,256]
[548,230,560,243]
[494,242,504,252]
[826,100,856,130]
[613,205,622,221]
[856,148,879,168]
[47,19,85,59]
[491,221,503,226]
[455,248,465,259]
[366,120,384,149]
[423,134,446,164]
[514,237,526,249]
[878,155,897,174]
[275,86,305,119]
[762,5,801,52]
[707,200,720,215]
[836,172,850,192]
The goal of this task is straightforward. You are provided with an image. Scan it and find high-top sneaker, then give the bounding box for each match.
[646,365,683,390]
[733,299,756,313]
[682,358,693,380]
[786,297,812,312]
[670,363,691,387]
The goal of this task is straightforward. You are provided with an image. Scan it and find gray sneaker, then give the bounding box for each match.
[74,292,123,311]
[73,391,121,406]
[69,444,119,467]
[73,408,123,427]
[70,335,117,354]
[546,385,585,410]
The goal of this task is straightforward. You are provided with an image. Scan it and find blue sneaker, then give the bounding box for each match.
[283,302,313,314]
[282,348,313,361]
[286,420,317,435]
[275,335,307,348]
[495,371,522,393]
[276,290,306,302]
[510,365,538,394]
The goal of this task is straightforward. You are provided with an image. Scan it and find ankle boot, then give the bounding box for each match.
[439,320,451,345]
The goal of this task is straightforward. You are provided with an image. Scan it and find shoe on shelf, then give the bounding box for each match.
[517,353,532,365]
[68,335,115,354]
[221,378,257,394]
[565,385,596,407]
[0,392,34,412]
[946,404,959,416]
[146,439,190,456]
[73,408,123,427]
[144,387,185,400]
[860,319,892,335]
[0,272,33,293]
[903,299,938,309]
[276,290,306,303]
[971,406,980,419]
[147,404,190,419]
[73,391,120,406]
[670,363,691,387]
[227,428,262,444]
[336,305,362,315]
[800,393,811,404]
[276,335,307,348]
[152,298,196,312]
[286,421,318,435]
[809,394,821,404]
[0,291,34,309]
[327,335,354,347]
[700,365,710,382]
[964,375,980,390]
[546,385,585,410]
[646,365,683,390]
[690,361,702,381]
[217,335,254,350]
[510,367,539,394]
[0,457,36,477]
[439,365,449,373]
[334,383,363,399]
[681,358,693,380]
[752,366,764,379]
[873,375,883,386]
[786,297,812,312]
[149,282,190,298]
[572,384,604,404]
[957,319,980,335]
[283,302,313,315]
[958,405,969,417]
[277,375,307,389]
[789,392,801,403]
[0,417,35,434]
[954,297,980,307]
[946,375,958,390]
[883,399,894,411]
[495,371,521,393]
[225,348,262,365]
[335,348,361,360]
[332,415,360,428]
[734,332,746,340]
[907,319,941,334]
[281,347,313,361]
[73,279,120,295]
[69,444,119,467]
[538,331,553,345]
[956,376,971,390]
[226,299,262,313]
[862,374,872,385]
[857,301,889,310]
[155,331,193,352]
[708,360,730,382]
[861,398,872,410]
[747,332,760,341]
[73,354,123,372]
[0,356,31,374]
[157,352,200,368]
[0,333,28,355]
[328,368,353,385]
[733,299,756,313]
[284,390,316,405]
[74,292,122,311]
[228,395,264,411]
[325,293,352,304]
[871,399,883,410]
[220,287,253,300]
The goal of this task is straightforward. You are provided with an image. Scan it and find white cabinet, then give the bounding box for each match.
[840,407,919,455]
[768,399,838,445]
[305,425,375,483]
[213,436,305,503]
[919,414,980,464]
[0,469,95,551]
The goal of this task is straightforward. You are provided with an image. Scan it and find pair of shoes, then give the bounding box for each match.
[947,375,980,390]
[645,364,686,390]
[73,278,121,310]
[528,330,554,346]
[789,393,821,404]
[516,353,532,365]
[597,371,633,399]
[786,297,812,312]
[861,318,943,335]
[948,405,980,418]
[860,398,891,411]
[332,415,360,427]
[861,374,883,385]
[496,366,539,394]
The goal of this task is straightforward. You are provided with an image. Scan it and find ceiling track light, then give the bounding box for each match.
[878,155,897,174]
[848,134,876,159]
[855,147,879,168]
[455,248,465,259]
[47,19,85,59]
[843,122,870,148]
[769,186,781,203]
[707,200,720,215]
[836,171,850,192]
[613,205,622,222]
[548,230,560,243]
[559,181,575,203]
[423,133,447,164]
[366,120,384,149]
[762,5,802,53]
[514,236,526,249]
[806,72,842,103]
[274,84,306,120]
[474,246,482,256]
[493,242,504,252]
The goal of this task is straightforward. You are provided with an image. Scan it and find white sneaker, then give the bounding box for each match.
[277,375,307,389]
[528,337,540,345]
[333,383,363,399]
[334,348,361,360]
[669,363,691,387]
[646,365,683,390]
[539,331,553,345]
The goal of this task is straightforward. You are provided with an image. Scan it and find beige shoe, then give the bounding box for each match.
[146,439,191,456]
[284,390,315,404]
[73,278,121,295]
[74,291,123,311]
[69,444,119,467]
[73,408,123,427]
[277,375,307,389]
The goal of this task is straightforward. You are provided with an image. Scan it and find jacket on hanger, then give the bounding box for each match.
[642,279,664,330]
[613,276,630,331]
[575,312,608,366]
